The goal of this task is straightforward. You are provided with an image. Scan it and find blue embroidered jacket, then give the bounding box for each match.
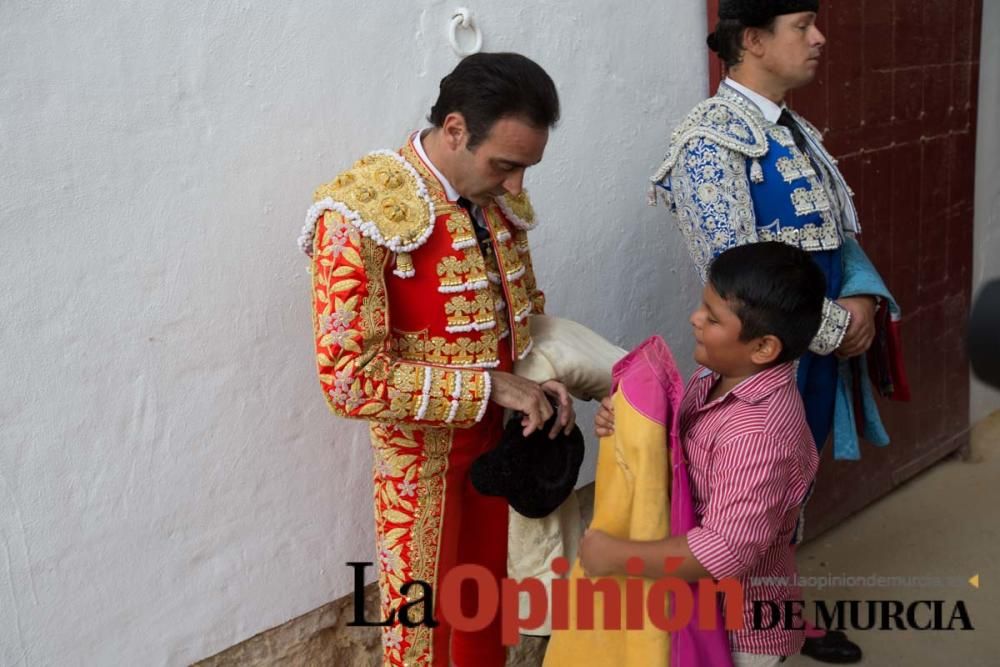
[652,83,858,356]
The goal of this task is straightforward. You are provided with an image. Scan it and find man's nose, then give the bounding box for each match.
[812,26,826,48]
[503,170,525,196]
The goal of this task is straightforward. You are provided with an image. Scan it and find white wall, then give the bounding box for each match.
[0,1,706,664]
[972,0,1000,424]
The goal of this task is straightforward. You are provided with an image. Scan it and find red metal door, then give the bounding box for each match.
[703,0,982,537]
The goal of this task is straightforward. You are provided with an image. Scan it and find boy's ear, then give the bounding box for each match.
[751,334,783,366]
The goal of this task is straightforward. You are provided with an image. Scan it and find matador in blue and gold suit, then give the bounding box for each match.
[652,79,872,451]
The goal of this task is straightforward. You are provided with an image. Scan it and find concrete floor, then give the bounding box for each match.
[785,411,1000,666]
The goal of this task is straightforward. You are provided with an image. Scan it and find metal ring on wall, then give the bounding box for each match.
[448,8,483,56]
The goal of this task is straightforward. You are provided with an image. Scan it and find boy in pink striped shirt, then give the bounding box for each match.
[583,242,825,666]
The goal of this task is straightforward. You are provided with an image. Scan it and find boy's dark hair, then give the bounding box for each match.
[708,242,826,364]
[428,52,560,149]
[707,17,777,69]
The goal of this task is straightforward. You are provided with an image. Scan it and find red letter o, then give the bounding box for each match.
[439,564,500,632]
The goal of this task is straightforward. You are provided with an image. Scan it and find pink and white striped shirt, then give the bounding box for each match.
[683,362,819,657]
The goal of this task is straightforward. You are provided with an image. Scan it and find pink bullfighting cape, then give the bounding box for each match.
[544,336,732,667]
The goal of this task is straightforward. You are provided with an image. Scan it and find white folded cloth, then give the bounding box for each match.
[508,315,625,635]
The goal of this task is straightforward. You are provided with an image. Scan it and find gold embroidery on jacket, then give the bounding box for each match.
[358,238,391,369]
[313,152,433,252]
[444,212,477,249]
[393,329,502,367]
[393,140,540,366]
[437,254,488,291]
[444,292,497,329]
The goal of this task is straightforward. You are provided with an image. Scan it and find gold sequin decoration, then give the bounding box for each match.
[393,329,501,367]
[314,152,432,250]
[437,254,488,289]
[498,191,537,228]
[444,292,496,328]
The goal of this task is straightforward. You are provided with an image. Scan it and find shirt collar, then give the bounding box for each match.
[412,130,460,202]
[696,362,797,406]
[723,77,785,123]
[731,362,797,403]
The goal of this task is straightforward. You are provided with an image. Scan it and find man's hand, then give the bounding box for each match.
[835,296,877,358]
[541,380,576,438]
[579,529,623,578]
[488,371,556,437]
[594,396,615,438]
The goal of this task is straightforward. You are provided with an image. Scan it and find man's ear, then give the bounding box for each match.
[440,112,468,150]
[742,26,768,58]
[751,334,783,366]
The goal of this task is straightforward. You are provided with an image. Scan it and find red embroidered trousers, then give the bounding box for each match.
[371,343,512,667]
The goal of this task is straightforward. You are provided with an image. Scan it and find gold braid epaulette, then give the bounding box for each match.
[496,191,538,231]
[299,150,436,259]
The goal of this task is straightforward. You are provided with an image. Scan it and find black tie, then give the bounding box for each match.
[458,197,493,252]
[778,109,809,154]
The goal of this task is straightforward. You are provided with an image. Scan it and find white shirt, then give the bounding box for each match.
[413,130,460,201]
[724,77,784,123]
[413,128,491,233]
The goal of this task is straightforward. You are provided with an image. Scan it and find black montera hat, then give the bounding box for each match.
[719,0,820,25]
[470,410,585,519]
[969,279,1000,390]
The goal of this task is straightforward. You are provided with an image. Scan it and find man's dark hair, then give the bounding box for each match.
[707,17,777,69]
[428,52,560,149]
[708,242,826,364]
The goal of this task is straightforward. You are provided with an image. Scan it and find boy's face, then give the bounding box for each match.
[689,283,762,376]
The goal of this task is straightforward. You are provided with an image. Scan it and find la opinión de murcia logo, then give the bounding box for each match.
[346,559,975,644]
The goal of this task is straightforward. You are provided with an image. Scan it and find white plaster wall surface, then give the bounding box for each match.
[0,1,706,664]
[972,0,1000,424]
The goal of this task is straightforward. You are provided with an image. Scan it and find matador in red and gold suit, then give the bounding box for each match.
[299,132,548,666]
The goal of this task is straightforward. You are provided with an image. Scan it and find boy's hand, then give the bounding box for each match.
[579,529,622,578]
[594,396,615,437]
